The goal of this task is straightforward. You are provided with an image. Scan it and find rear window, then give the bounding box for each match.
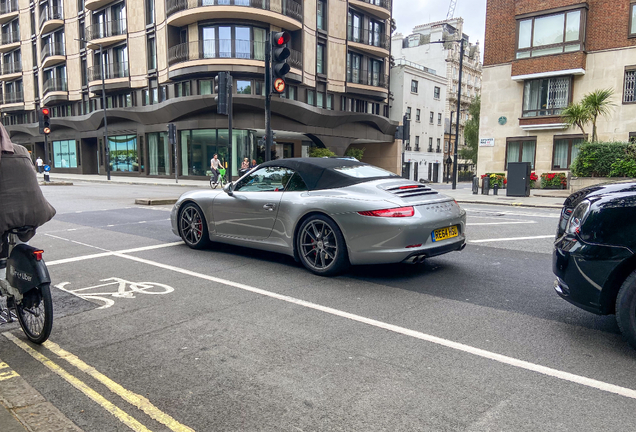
[333,165,398,178]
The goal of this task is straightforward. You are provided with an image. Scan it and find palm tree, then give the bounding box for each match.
[582,88,615,142]
[561,102,591,136]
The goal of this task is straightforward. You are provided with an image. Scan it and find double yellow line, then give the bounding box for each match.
[3,332,195,432]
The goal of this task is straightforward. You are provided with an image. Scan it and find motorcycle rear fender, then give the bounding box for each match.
[6,244,50,294]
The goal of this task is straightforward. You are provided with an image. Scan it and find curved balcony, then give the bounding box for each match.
[0,60,21,79]
[42,77,68,105]
[349,0,390,20]
[0,0,18,25]
[86,19,127,47]
[347,26,390,57]
[40,41,65,68]
[87,61,129,92]
[346,72,389,97]
[3,90,22,106]
[166,0,302,31]
[168,39,302,78]
[85,0,116,11]
[39,6,64,34]
[0,30,19,53]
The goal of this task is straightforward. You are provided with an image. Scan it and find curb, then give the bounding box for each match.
[47,178,207,188]
[38,182,73,186]
[135,198,178,205]
[456,199,563,209]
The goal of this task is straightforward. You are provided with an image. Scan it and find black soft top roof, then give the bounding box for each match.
[257,157,397,191]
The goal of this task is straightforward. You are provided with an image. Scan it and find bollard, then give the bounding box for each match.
[482,176,490,195]
[493,184,499,195]
[472,176,479,195]
[43,172,50,182]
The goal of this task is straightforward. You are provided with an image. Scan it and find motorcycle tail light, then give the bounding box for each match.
[358,206,414,217]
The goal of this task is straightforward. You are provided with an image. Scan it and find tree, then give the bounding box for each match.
[561,101,591,136]
[583,88,615,142]
[460,95,480,166]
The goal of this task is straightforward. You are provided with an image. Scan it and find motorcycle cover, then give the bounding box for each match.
[0,126,56,238]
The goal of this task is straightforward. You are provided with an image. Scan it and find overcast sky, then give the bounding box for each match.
[392,0,486,49]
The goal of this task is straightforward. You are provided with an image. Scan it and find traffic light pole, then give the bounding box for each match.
[228,77,233,179]
[100,44,111,181]
[43,134,50,182]
[264,32,272,162]
[452,38,464,190]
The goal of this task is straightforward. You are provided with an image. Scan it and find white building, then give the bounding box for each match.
[392,18,482,178]
[390,59,447,182]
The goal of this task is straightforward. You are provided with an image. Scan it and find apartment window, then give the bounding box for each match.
[317,43,325,75]
[326,93,333,110]
[630,3,636,37]
[415,136,419,150]
[553,135,584,169]
[368,58,382,86]
[630,132,636,143]
[80,57,87,86]
[506,137,536,170]
[406,106,411,120]
[307,89,315,106]
[199,79,212,95]
[317,0,326,31]
[429,111,434,124]
[411,80,418,93]
[523,76,571,117]
[235,80,251,94]
[517,8,585,59]
[146,0,154,25]
[347,52,361,84]
[415,109,420,121]
[199,25,266,61]
[281,85,296,100]
[33,72,39,100]
[347,11,362,43]
[434,86,440,99]
[438,113,442,125]
[624,67,636,103]
[428,137,433,151]
[369,19,383,47]
[30,8,35,36]
[147,34,156,71]
[1,19,18,45]
[437,138,441,152]
[77,0,84,13]
[176,81,190,97]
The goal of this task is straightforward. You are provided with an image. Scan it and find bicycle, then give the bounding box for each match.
[0,227,53,344]
[210,167,227,189]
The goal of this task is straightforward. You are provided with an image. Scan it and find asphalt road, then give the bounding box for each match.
[1,182,635,432]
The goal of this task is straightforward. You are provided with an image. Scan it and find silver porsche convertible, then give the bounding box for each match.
[171,158,466,276]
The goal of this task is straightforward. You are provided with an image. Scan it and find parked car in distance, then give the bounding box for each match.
[171,158,466,276]
[553,181,636,349]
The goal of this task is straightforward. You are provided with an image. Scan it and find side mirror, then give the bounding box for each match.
[223,182,234,196]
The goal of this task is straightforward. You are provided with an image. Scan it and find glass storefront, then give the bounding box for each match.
[53,140,78,168]
[147,132,170,176]
[109,135,138,172]
[180,129,255,177]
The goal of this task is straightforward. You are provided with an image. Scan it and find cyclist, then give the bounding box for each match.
[210,153,221,186]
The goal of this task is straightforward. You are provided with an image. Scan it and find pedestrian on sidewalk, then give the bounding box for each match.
[36,156,43,173]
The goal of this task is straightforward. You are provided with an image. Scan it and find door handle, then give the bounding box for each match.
[263,203,275,211]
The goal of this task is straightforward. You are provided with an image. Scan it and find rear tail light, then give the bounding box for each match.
[358,206,415,217]
[33,250,44,261]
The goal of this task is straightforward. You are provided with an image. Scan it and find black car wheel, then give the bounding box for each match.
[297,215,349,276]
[616,270,636,350]
[179,203,210,249]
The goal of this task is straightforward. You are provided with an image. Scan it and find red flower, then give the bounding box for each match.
[504,179,508,184]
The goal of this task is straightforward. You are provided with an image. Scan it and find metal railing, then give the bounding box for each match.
[1,60,21,75]
[40,41,65,62]
[0,0,18,15]
[87,61,129,81]
[166,0,302,22]
[39,6,64,28]
[288,47,302,69]
[414,146,420,151]
[1,30,18,45]
[86,19,127,40]
[353,0,390,11]
[346,71,389,89]
[436,147,441,153]
[347,26,390,50]
[43,77,67,93]
[3,90,22,103]
[427,146,433,152]
[394,58,437,76]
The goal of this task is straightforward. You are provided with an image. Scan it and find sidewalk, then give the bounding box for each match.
[40,173,568,209]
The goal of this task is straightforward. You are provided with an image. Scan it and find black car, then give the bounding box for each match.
[553,181,636,349]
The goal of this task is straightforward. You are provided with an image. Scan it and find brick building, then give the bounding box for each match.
[478,0,636,178]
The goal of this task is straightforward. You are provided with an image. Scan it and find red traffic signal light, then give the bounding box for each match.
[39,107,51,135]
[41,107,50,116]
[271,31,291,94]
[274,32,290,46]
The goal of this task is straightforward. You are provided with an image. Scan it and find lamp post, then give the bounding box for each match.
[76,38,110,180]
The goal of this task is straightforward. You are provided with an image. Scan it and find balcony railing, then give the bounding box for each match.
[0,0,18,15]
[346,71,389,89]
[166,0,303,22]
[436,147,441,153]
[354,0,390,11]
[43,77,67,93]
[414,146,420,151]
[3,90,22,103]
[1,60,21,75]
[1,30,18,45]
[394,58,437,76]
[427,146,433,152]
[288,47,302,69]
[86,19,127,41]
[39,6,63,28]
[40,41,65,62]
[347,26,390,50]
[87,61,129,81]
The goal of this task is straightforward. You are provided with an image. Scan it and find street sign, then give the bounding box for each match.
[44,165,51,172]
[274,78,286,93]
[480,138,495,147]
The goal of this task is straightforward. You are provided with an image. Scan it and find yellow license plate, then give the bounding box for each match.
[432,226,459,242]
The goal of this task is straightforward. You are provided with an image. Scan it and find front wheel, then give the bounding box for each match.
[297,215,349,276]
[179,203,211,249]
[15,283,53,344]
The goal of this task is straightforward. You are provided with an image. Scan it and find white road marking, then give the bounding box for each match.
[45,234,111,252]
[99,252,636,401]
[464,208,560,219]
[47,241,182,266]
[469,235,555,243]
[467,221,537,226]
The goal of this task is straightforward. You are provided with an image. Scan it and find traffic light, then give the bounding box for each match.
[39,107,51,135]
[215,72,229,115]
[271,31,291,94]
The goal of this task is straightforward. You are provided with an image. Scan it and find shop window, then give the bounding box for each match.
[53,140,78,168]
[108,135,138,172]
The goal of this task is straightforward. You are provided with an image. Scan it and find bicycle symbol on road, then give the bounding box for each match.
[55,277,174,310]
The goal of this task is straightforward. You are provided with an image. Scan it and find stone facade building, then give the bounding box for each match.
[0,0,397,178]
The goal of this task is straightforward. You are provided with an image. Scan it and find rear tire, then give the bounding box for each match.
[296,215,349,276]
[616,270,636,350]
[179,203,211,249]
[15,284,53,344]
